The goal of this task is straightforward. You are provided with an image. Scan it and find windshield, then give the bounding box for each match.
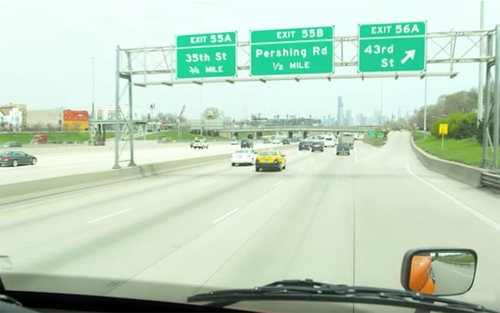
[1,1,499,313]
[258,151,277,156]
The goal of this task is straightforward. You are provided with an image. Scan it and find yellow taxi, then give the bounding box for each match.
[255,150,286,172]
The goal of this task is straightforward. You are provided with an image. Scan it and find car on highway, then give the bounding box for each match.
[255,150,286,172]
[192,139,209,149]
[1,141,22,148]
[282,138,290,145]
[0,151,37,167]
[323,135,336,148]
[231,149,258,166]
[298,141,310,150]
[230,138,238,145]
[310,142,324,152]
[336,142,350,156]
[240,138,253,148]
[157,136,167,144]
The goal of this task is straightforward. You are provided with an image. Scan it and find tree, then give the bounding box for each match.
[203,107,221,119]
[157,112,187,123]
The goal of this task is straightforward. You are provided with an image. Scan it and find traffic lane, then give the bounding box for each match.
[0,142,288,185]
[14,140,282,155]
[403,136,500,225]
[352,133,500,309]
[0,146,315,275]
[433,261,474,295]
[104,147,356,302]
[357,132,500,224]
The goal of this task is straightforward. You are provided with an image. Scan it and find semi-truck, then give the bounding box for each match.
[339,133,354,149]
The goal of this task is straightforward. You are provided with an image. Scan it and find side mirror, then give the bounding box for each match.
[400,247,477,296]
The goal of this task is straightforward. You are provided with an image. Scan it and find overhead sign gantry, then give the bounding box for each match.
[110,22,499,171]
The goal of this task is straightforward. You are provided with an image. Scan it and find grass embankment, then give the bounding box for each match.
[363,128,387,147]
[436,254,475,263]
[0,132,115,144]
[412,131,500,167]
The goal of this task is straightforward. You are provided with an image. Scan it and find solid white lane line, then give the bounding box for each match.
[213,207,240,224]
[274,180,285,187]
[406,162,500,231]
[88,209,132,224]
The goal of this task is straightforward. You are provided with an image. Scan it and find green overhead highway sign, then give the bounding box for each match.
[358,21,427,73]
[250,26,334,76]
[176,31,237,79]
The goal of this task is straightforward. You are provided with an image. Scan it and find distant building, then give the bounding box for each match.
[337,97,344,126]
[0,103,27,128]
[94,105,145,121]
[62,110,89,131]
[27,109,64,130]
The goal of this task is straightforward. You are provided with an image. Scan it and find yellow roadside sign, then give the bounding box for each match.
[439,123,448,135]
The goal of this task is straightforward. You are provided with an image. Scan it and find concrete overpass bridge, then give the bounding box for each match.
[184,125,378,139]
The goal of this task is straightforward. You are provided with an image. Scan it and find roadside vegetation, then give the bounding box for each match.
[363,127,391,147]
[408,86,499,167]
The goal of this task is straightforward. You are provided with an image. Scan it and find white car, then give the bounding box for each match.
[231,149,257,166]
[230,139,238,145]
[193,139,209,149]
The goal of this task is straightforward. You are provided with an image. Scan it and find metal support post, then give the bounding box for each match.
[127,52,136,167]
[492,24,500,171]
[113,46,121,169]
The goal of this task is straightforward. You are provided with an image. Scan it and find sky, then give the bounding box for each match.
[0,0,498,121]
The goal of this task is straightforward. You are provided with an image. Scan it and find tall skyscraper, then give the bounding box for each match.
[337,96,344,126]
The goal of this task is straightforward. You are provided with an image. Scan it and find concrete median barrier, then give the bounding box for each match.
[0,145,297,206]
[410,136,484,187]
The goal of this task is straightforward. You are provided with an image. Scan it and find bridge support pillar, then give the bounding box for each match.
[288,131,293,139]
[303,131,308,139]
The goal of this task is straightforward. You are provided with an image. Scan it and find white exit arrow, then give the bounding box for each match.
[401,49,416,64]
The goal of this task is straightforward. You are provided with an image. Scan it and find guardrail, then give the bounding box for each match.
[410,135,500,191]
[410,136,484,187]
[481,172,500,190]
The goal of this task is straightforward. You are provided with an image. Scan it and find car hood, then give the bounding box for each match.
[0,272,201,304]
[0,272,409,313]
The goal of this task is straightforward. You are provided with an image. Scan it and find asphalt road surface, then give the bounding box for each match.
[1,131,499,313]
[0,141,283,185]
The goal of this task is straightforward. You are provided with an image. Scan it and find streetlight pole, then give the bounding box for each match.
[200,85,203,136]
[477,0,485,125]
[92,57,95,120]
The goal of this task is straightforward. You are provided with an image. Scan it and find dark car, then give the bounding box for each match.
[310,142,324,152]
[336,143,350,156]
[241,139,253,148]
[282,139,290,145]
[1,141,22,148]
[0,151,37,167]
[157,136,167,143]
[298,141,310,150]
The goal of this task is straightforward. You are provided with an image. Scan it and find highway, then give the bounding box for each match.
[0,141,283,185]
[1,131,499,313]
